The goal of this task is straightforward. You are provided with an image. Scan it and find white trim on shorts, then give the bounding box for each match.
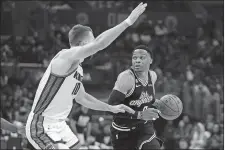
[138,132,156,149]
[112,122,131,131]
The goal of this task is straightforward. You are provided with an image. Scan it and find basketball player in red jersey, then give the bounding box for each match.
[108,45,163,150]
[26,3,147,149]
[1,118,25,136]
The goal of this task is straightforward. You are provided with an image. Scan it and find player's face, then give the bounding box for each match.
[80,32,95,63]
[132,49,152,72]
[83,32,95,44]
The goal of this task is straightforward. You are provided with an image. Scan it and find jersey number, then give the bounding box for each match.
[72,83,81,95]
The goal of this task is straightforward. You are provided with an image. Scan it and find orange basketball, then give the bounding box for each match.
[157,94,183,120]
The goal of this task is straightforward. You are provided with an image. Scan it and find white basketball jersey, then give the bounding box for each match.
[30,61,83,120]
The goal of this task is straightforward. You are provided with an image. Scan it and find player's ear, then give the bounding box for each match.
[149,58,153,64]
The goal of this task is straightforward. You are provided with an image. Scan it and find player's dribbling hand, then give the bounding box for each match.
[126,2,147,25]
[138,108,161,121]
[110,104,135,114]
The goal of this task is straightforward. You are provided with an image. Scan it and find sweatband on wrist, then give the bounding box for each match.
[131,111,139,119]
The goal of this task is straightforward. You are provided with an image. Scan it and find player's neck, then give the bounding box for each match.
[135,70,148,79]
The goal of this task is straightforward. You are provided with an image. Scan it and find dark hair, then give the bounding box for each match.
[68,24,93,46]
[133,45,153,59]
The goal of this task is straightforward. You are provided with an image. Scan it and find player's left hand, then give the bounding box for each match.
[110,104,135,114]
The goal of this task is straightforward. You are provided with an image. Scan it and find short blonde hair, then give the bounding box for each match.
[68,24,92,46]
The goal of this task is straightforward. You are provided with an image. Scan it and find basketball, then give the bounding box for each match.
[156,94,183,120]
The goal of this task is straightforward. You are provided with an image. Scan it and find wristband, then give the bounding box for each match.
[131,111,139,119]
[137,111,143,119]
[125,18,132,26]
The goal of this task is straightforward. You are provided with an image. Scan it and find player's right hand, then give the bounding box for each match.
[139,108,161,121]
[110,104,135,114]
[127,2,147,25]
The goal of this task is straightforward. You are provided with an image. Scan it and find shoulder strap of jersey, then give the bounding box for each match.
[130,67,138,80]
[149,70,156,103]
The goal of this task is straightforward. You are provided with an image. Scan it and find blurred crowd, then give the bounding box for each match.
[163,115,223,149]
[1,1,223,150]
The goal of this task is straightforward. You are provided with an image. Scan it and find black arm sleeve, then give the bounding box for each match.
[108,90,139,119]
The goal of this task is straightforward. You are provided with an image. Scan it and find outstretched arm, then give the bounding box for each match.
[59,2,147,61]
[51,3,147,76]
[74,83,134,114]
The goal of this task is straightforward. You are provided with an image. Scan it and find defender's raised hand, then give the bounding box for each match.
[125,2,148,26]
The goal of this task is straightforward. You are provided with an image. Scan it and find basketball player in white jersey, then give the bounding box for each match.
[26,2,147,149]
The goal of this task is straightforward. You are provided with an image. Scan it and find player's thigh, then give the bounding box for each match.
[43,122,71,149]
[26,114,62,149]
[110,126,136,150]
[137,132,161,150]
[59,123,80,149]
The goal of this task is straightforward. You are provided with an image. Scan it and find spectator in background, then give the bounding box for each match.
[178,138,189,149]
[163,121,176,149]
[206,124,222,149]
[192,81,204,121]
[211,88,221,123]
[0,71,8,87]
[131,32,140,46]
[163,72,179,95]
[14,107,28,124]
[14,85,23,101]
[70,105,92,146]
[201,82,212,120]
[92,117,106,144]
[182,80,192,116]
[174,120,186,147]
[1,44,13,62]
[186,65,194,82]
[189,123,208,149]
[205,114,215,132]
[154,20,168,36]
[182,115,193,140]
[102,124,111,147]
[140,31,151,45]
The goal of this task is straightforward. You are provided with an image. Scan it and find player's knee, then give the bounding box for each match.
[55,143,70,149]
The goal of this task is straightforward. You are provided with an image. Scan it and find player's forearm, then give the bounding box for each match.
[76,93,113,112]
[1,118,17,133]
[63,21,129,62]
[108,90,139,119]
[94,21,130,50]
[114,112,140,120]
